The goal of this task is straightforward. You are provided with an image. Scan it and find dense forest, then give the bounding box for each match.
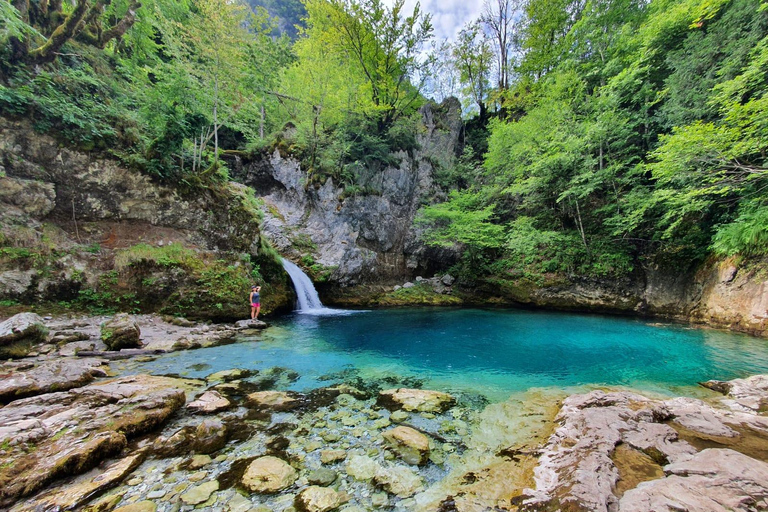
[1,0,766,286]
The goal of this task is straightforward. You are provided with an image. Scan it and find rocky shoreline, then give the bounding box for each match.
[1,312,767,512]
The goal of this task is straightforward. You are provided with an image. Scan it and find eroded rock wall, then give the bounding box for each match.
[240,99,463,287]
[0,117,292,318]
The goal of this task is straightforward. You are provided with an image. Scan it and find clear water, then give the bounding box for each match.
[123,308,768,402]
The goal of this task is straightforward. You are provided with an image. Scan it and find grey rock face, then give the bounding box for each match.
[619,449,768,512]
[242,100,462,286]
[521,383,768,512]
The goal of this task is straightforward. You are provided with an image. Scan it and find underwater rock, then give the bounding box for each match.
[377,388,456,413]
[113,502,157,512]
[307,468,338,486]
[295,485,349,512]
[0,375,185,508]
[194,418,228,454]
[242,456,298,493]
[101,314,142,350]
[346,455,380,482]
[152,425,196,458]
[180,479,219,505]
[382,426,430,465]
[619,449,768,512]
[320,449,347,464]
[206,368,255,382]
[0,357,107,404]
[373,464,424,498]
[247,390,302,411]
[188,390,231,414]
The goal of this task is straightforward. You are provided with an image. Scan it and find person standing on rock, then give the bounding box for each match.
[250,285,261,320]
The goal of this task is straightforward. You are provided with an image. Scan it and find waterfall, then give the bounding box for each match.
[282,258,326,312]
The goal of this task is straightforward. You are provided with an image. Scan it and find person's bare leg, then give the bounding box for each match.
[255,305,260,320]
[251,306,256,319]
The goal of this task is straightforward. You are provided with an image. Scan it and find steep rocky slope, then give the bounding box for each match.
[0,117,292,320]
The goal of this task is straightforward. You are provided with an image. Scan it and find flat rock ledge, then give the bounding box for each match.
[0,357,108,404]
[0,374,186,508]
[521,377,768,512]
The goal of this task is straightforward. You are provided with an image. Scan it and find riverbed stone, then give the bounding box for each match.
[153,425,196,458]
[377,388,456,413]
[242,456,298,493]
[188,390,231,414]
[346,455,380,482]
[194,418,227,454]
[206,368,254,382]
[0,312,47,358]
[0,374,186,508]
[0,357,108,404]
[113,502,158,512]
[373,464,424,498]
[390,410,409,423]
[320,449,347,464]
[188,454,212,469]
[180,479,219,505]
[247,390,302,411]
[308,467,338,486]
[382,426,430,465]
[295,486,349,512]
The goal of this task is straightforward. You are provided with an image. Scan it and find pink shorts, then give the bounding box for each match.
[251,303,260,307]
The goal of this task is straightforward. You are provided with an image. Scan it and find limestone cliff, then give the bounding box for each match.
[0,117,292,319]
[235,99,463,288]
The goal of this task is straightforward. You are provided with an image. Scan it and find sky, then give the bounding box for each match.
[384,0,485,42]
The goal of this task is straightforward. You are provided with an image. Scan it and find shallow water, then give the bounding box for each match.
[123,308,768,402]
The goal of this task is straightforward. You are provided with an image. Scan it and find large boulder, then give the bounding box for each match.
[377,388,455,413]
[0,375,186,508]
[0,312,47,358]
[0,358,108,404]
[242,456,298,493]
[619,449,768,512]
[101,314,141,350]
[382,426,430,466]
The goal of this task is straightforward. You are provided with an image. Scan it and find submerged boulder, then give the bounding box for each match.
[295,486,349,512]
[246,390,303,411]
[382,426,430,465]
[377,388,455,413]
[242,456,298,493]
[101,314,141,350]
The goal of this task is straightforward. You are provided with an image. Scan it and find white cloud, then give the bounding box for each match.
[384,0,484,41]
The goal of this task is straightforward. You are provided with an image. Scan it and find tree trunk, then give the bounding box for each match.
[28,0,90,64]
[260,104,265,139]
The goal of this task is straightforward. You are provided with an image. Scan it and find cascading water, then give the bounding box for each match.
[281,258,326,313]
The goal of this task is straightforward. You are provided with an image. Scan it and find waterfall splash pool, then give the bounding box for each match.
[120,307,768,402]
